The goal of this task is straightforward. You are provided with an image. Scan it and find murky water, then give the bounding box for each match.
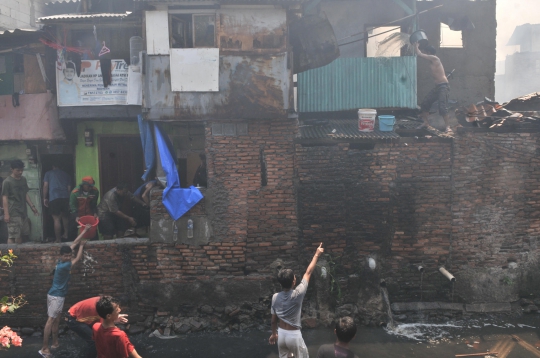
[4,315,540,357]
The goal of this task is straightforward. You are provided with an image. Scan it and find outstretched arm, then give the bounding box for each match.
[302,242,324,284]
[70,225,91,251]
[71,239,87,265]
[129,348,142,358]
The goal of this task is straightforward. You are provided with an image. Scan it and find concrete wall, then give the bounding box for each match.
[0,0,45,30]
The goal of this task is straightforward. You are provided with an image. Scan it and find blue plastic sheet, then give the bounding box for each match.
[138,114,156,182]
[154,125,203,220]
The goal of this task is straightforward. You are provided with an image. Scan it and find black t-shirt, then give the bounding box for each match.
[316,344,359,358]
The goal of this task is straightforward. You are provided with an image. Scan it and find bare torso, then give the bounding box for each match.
[428,56,448,84]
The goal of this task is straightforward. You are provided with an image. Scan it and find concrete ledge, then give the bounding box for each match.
[391,302,464,312]
[465,303,511,313]
[0,237,150,249]
[392,302,512,313]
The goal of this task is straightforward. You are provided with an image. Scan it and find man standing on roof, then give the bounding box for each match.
[415,42,452,132]
[69,176,99,240]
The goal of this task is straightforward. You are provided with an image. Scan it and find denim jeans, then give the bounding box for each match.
[66,315,97,358]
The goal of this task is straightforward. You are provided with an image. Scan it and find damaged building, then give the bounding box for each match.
[6,0,540,334]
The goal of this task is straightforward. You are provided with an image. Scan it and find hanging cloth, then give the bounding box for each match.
[154,125,203,221]
[138,114,156,182]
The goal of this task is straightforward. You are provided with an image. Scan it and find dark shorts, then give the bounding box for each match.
[98,212,129,236]
[420,83,450,116]
[49,198,70,216]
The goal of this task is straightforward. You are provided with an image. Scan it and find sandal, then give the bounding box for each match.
[38,349,52,358]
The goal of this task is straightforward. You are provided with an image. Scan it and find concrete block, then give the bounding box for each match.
[465,303,511,313]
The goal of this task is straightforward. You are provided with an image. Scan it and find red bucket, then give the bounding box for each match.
[77,216,99,239]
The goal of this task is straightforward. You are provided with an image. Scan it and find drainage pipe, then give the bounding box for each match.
[380,279,387,288]
[418,265,425,273]
[439,267,456,282]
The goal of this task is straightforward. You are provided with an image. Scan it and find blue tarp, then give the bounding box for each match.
[154,125,203,220]
[138,114,156,182]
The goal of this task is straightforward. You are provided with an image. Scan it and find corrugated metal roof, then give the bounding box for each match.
[134,0,306,2]
[297,56,417,112]
[45,0,80,4]
[0,28,39,36]
[299,119,400,140]
[38,12,133,21]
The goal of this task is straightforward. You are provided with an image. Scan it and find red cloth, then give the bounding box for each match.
[93,323,135,358]
[68,297,101,325]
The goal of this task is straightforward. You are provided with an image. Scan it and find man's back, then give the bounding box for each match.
[271,279,308,329]
[44,169,71,201]
[317,344,359,358]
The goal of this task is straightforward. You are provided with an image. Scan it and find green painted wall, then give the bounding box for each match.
[75,121,139,194]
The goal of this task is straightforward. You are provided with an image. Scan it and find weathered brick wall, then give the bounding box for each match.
[296,131,540,305]
[296,139,455,303]
[4,130,540,328]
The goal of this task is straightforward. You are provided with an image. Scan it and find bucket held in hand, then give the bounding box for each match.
[78,215,99,239]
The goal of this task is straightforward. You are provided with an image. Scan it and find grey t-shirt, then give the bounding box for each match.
[271,278,308,329]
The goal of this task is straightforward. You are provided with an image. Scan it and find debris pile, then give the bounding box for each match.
[456,93,540,130]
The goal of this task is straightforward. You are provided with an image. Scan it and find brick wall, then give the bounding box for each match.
[296,131,540,305]
[4,130,540,328]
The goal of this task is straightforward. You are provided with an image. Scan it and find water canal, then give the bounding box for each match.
[4,315,540,357]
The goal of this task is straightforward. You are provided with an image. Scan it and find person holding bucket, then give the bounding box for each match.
[69,176,99,240]
[414,42,452,132]
[40,225,90,358]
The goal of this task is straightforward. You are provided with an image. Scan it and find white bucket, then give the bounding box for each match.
[358,109,377,132]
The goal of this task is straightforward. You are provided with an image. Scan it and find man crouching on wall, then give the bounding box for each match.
[269,243,324,358]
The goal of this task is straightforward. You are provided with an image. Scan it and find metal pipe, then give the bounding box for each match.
[418,265,425,273]
[439,267,456,282]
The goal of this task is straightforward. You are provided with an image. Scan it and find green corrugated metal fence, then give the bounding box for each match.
[297,56,417,112]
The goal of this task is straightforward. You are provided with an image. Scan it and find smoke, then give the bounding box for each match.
[495,0,540,102]
[497,0,540,63]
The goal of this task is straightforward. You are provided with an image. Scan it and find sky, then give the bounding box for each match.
[497,0,539,62]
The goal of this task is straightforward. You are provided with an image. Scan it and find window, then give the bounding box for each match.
[440,23,463,48]
[366,26,402,57]
[168,123,206,188]
[170,14,216,49]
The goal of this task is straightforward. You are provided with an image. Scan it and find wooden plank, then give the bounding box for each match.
[24,54,47,94]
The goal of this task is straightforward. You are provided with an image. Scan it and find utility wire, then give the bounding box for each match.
[336,4,444,46]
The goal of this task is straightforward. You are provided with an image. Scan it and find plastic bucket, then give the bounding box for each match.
[378,115,396,131]
[358,109,377,132]
[77,216,99,239]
